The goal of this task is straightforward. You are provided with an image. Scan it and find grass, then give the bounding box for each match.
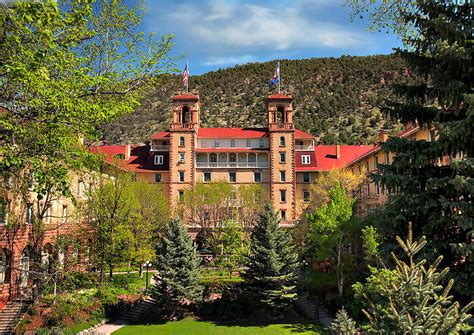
[115,318,327,335]
[110,272,148,291]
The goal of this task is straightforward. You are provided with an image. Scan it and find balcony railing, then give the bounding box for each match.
[196,162,269,168]
[150,145,170,151]
[295,144,314,151]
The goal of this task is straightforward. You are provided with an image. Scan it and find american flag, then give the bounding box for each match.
[182,63,189,91]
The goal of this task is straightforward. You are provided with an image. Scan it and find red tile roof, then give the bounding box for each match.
[198,127,268,138]
[267,94,292,100]
[151,131,170,139]
[91,145,169,172]
[295,145,375,171]
[172,94,199,101]
[294,129,314,139]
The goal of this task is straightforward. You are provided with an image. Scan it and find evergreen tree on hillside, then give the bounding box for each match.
[242,204,299,311]
[373,1,473,299]
[151,219,202,311]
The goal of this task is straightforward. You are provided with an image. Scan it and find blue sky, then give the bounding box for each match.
[143,0,402,75]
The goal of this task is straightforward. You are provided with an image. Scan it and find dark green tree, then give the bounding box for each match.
[329,308,358,335]
[353,225,473,333]
[242,204,299,311]
[372,1,473,299]
[151,218,202,312]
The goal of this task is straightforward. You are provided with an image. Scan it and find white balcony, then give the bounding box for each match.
[196,162,269,168]
[150,145,170,151]
[295,144,314,151]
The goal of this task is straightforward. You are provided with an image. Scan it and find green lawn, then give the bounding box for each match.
[114,318,327,335]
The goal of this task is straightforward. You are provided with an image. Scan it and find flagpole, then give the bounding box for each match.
[186,59,189,94]
[278,61,281,94]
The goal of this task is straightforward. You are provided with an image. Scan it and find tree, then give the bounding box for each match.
[329,308,358,335]
[353,224,473,333]
[82,171,134,284]
[151,218,202,312]
[129,180,169,277]
[216,219,245,278]
[367,1,473,299]
[306,182,357,298]
[236,184,270,230]
[0,0,174,299]
[242,204,299,312]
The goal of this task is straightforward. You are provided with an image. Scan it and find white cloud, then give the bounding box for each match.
[203,54,257,66]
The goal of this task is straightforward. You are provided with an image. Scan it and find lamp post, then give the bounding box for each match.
[144,261,152,294]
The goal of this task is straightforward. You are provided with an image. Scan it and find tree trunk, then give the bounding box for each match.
[337,234,344,298]
[109,264,113,281]
[139,263,143,278]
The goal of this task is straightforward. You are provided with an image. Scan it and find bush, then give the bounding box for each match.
[60,272,98,291]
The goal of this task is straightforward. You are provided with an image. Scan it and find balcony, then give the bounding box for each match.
[295,144,314,151]
[150,145,170,151]
[196,162,269,168]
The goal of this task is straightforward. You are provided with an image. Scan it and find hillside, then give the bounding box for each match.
[101,54,416,145]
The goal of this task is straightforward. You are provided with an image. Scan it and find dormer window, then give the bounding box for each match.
[302,155,310,164]
[154,155,164,165]
[280,136,286,147]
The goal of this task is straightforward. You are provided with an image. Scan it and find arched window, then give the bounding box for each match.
[0,249,7,284]
[179,136,185,147]
[277,106,285,123]
[209,153,218,163]
[229,153,237,163]
[182,106,190,124]
[279,136,286,147]
[19,248,29,286]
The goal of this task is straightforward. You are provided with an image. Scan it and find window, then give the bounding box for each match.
[259,139,264,148]
[302,172,310,183]
[179,136,185,147]
[61,205,67,223]
[0,249,7,284]
[154,173,162,183]
[229,172,236,183]
[280,210,286,219]
[178,152,185,163]
[26,204,32,224]
[203,172,211,182]
[280,171,286,182]
[230,139,235,148]
[303,190,310,203]
[0,200,7,225]
[154,155,164,165]
[179,171,185,183]
[374,156,379,169]
[280,136,286,146]
[375,182,380,195]
[246,139,251,147]
[45,207,51,224]
[254,172,262,183]
[279,152,286,163]
[178,190,184,202]
[384,152,389,164]
[302,155,311,165]
[280,190,286,203]
[365,160,370,172]
[366,182,371,197]
[214,140,220,148]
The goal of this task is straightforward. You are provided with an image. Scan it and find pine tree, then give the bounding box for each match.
[329,308,358,335]
[374,1,473,299]
[357,224,473,333]
[242,204,299,311]
[151,218,202,311]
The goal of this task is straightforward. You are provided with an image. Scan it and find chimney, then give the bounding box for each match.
[125,144,131,160]
[379,130,388,143]
[336,144,340,159]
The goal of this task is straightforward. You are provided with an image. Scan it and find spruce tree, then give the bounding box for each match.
[242,204,299,311]
[329,308,358,335]
[356,225,473,333]
[151,218,202,311]
[374,1,473,299]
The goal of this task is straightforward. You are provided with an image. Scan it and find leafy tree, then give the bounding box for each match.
[353,225,473,333]
[129,180,169,277]
[369,1,473,299]
[82,171,134,283]
[216,219,245,278]
[306,182,357,297]
[151,218,202,312]
[242,204,299,311]
[236,184,270,230]
[329,308,358,335]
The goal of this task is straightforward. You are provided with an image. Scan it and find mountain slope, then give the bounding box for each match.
[101,54,415,145]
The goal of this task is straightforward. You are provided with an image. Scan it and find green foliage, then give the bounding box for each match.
[355,226,473,333]
[361,226,380,265]
[216,220,246,277]
[59,272,99,291]
[101,55,412,145]
[370,1,473,299]
[329,308,358,335]
[242,204,299,310]
[151,218,203,309]
[306,182,357,297]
